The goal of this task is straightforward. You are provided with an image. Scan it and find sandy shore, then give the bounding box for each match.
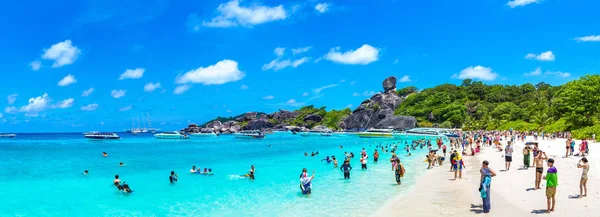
[372,137,600,216]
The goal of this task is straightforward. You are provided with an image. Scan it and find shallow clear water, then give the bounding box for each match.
[0,133,441,216]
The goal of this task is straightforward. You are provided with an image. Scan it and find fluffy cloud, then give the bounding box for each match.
[398,75,412,82]
[144,82,161,92]
[7,94,17,105]
[41,40,81,67]
[452,66,499,81]
[325,44,380,65]
[174,85,192,95]
[119,105,132,111]
[119,68,145,80]
[274,47,285,57]
[202,0,287,28]
[353,91,377,97]
[30,61,41,71]
[58,74,77,86]
[19,93,50,116]
[524,67,542,76]
[286,99,305,107]
[302,92,310,96]
[262,95,275,100]
[176,60,245,85]
[240,85,249,90]
[54,98,74,108]
[292,47,311,55]
[262,57,310,71]
[313,84,338,94]
[111,90,127,98]
[546,71,571,78]
[4,106,17,114]
[574,35,600,42]
[81,103,99,111]
[507,0,540,8]
[82,88,94,97]
[525,51,555,61]
[315,3,330,13]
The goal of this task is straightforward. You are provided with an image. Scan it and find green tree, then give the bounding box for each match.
[557,75,600,127]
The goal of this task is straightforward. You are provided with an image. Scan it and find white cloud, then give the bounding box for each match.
[292,46,311,55]
[119,105,132,111]
[274,47,285,57]
[54,98,74,109]
[174,85,192,95]
[525,51,555,61]
[82,88,94,97]
[144,82,161,92]
[346,104,353,108]
[398,75,412,82]
[524,67,542,76]
[41,40,81,67]
[81,103,99,111]
[393,59,399,64]
[58,74,77,86]
[100,121,105,125]
[315,3,330,13]
[285,99,305,107]
[19,93,50,116]
[202,0,287,28]
[325,44,380,65]
[119,68,145,80]
[546,71,571,78]
[111,90,127,98]
[240,85,249,90]
[4,106,17,114]
[452,66,499,81]
[313,84,338,93]
[30,61,41,71]
[574,35,600,42]
[507,0,540,8]
[302,92,310,96]
[262,95,275,100]
[262,57,310,71]
[176,59,245,85]
[227,110,232,113]
[7,94,17,105]
[353,91,377,97]
[350,81,356,85]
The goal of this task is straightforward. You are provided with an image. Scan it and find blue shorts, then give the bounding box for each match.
[453,160,463,170]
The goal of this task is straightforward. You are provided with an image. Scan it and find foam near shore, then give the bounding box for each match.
[372,137,600,216]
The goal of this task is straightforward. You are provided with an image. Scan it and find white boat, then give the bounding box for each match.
[393,128,447,140]
[155,131,189,139]
[235,130,265,139]
[190,132,218,137]
[82,131,99,135]
[0,133,16,138]
[356,129,394,138]
[85,132,120,140]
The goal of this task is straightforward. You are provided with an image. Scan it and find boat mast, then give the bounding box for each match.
[137,115,140,129]
[142,112,147,130]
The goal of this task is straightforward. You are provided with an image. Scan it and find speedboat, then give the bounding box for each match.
[154,131,189,139]
[235,130,265,139]
[189,132,218,137]
[356,129,394,138]
[0,133,16,138]
[82,131,99,135]
[393,128,447,140]
[84,132,120,140]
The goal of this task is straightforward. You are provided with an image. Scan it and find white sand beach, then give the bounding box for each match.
[372,137,600,216]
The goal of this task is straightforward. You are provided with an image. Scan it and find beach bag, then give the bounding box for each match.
[400,164,406,177]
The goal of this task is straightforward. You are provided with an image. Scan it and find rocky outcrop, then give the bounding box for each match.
[303,114,323,123]
[242,119,275,130]
[343,76,416,129]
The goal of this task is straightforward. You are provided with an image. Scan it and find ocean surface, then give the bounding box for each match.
[0,132,443,217]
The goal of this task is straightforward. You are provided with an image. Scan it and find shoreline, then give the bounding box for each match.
[372,138,600,216]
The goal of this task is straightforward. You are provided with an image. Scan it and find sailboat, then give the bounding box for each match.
[127,113,159,135]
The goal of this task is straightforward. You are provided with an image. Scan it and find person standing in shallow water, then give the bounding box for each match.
[170,171,178,183]
[249,165,256,180]
[395,159,405,185]
[480,160,497,213]
[341,160,352,179]
[373,150,379,163]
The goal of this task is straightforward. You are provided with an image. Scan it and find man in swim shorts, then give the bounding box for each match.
[504,141,513,171]
[544,158,558,213]
[533,150,548,190]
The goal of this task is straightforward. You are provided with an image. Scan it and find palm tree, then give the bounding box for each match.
[533,112,554,129]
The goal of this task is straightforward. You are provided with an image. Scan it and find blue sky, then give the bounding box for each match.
[1,0,599,132]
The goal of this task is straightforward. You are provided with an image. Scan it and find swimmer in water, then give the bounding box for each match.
[170,171,178,183]
[207,168,214,175]
[83,170,89,175]
[114,175,122,190]
[249,165,255,180]
[332,156,338,168]
[190,166,197,173]
[102,152,108,157]
[321,156,332,163]
[118,162,127,167]
[122,183,133,193]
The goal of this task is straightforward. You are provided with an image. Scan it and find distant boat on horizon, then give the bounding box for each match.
[84,132,120,140]
[0,133,16,138]
[154,131,189,139]
[356,129,394,138]
[189,132,218,138]
[126,112,159,135]
[235,130,265,139]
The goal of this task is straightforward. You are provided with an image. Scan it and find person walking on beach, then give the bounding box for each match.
[395,159,405,185]
[577,158,589,198]
[504,141,513,171]
[341,160,352,179]
[453,150,463,180]
[523,145,531,169]
[533,150,548,190]
[480,160,497,213]
[449,149,456,172]
[543,158,558,213]
[565,138,572,157]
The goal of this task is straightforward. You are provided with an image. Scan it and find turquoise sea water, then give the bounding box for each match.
[0,133,440,217]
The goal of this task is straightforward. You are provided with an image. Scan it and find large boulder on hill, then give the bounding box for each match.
[343,76,416,129]
[230,125,241,133]
[244,112,258,121]
[242,119,275,130]
[303,114,323,122]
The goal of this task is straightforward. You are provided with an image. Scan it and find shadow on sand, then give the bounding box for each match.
[531,209,548,214]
